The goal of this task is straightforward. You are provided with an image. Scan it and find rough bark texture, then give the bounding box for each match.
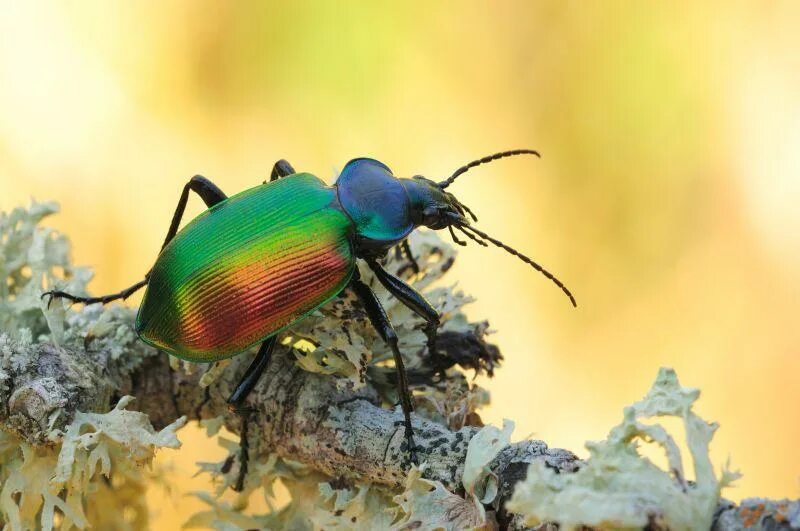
[2,337,797,530]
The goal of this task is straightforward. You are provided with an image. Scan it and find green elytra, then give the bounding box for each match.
[136,173,357,362]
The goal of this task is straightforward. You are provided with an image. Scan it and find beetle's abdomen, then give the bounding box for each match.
[136,174,355,362]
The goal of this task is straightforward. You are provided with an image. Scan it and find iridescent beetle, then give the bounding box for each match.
[44,150,575,471]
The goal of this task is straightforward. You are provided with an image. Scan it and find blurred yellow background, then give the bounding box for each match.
[1,1,798,526]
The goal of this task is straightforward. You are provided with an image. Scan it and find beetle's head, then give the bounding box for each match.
[403,149,578,307]
[402,175,473,230]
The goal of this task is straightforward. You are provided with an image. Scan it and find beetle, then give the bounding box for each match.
[43,149,575,474]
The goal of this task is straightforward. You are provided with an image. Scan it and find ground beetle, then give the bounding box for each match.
[43,150,576,479]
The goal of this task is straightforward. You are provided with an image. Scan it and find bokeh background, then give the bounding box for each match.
[1,1,798,527]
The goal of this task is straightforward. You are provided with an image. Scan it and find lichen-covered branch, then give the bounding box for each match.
[1,202,797,530]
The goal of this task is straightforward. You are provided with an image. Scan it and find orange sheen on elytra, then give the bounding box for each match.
[135,174,355,362]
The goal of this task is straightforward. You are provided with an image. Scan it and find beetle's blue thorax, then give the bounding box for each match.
[335,158,414,245]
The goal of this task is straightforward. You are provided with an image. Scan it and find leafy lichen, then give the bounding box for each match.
[0,203,186,530]
[506,367,741,530]
[0,201,752,531]
[0,201,91,343]
[0,398,184,530]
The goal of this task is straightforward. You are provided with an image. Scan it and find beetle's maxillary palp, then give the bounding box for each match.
[448,225,467,246]
[457,200,479,222]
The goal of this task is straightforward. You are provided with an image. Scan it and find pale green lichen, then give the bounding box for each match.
[386,419,514,530]
[0,397,185,530]
[392,466,490,530]
[463,419,514,506]
[506,368,741,530]
[0,202,187,529]
[189,419,514,530]
[414,374,491,431]
[311,483,396,530]
[0,201,92,343]
[1,202,750,531]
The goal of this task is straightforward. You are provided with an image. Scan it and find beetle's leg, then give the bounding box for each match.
[42,278,149,308]
[366,259,440,362]
[227,336,277,408]
[395,239,420,277]
[348,270,418,465]
[160,175,227,251]
[268,159,295,182]
[226,336,277,492]
[402,239,420,274]
[42,175,227,307]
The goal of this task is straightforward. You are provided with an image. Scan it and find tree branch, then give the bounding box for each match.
[2,336,797,530]
[1,205,796,529]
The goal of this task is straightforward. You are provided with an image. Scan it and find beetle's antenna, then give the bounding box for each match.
[439,149,541,189]
[460,225,577,307]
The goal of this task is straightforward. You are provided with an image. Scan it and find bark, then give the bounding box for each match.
[1,334,797,530]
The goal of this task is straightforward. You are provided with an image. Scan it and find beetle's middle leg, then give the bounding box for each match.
[226,336,277,492]
[42,175,228,307]
[349,268,418,465]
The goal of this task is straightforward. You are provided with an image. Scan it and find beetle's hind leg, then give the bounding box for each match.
[42,278,149,308]
[348,269,419,465]
[228,336,277,408]
[226,336,277,492]
[159,175,227,251]
[42,174,228,307]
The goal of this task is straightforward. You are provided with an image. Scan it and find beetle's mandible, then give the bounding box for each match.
[43,150,576,487]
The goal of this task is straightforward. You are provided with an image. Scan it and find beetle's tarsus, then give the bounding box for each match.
[39,278,149,308]
[225,337,277,492]
[227,403,256,415]
[394,420,420,467]
[406,433,419,466]
[232,409,251,493]
[401,239,420,275]
[425,324,439,356]
[41,289,80,307]
[41,291,54,309]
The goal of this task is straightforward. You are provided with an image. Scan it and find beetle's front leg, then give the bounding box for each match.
[348,270,419,465]
[366,259,440,362]
[395,239,420,277]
